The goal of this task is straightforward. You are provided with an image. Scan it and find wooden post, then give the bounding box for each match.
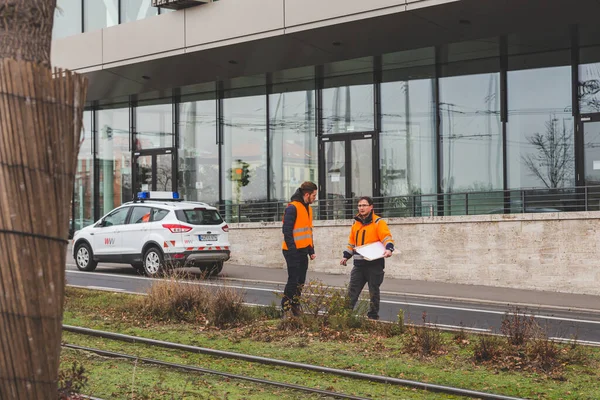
[0,1,88,398]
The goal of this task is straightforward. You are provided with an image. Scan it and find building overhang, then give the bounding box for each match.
[53,0,600,103]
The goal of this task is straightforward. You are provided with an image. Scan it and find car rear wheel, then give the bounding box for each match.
[143,247,163,276]
[75,243,97,272]
[201,261,223,277]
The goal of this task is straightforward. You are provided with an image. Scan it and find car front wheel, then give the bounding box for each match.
[75,243,98,272]
[143,247,163,276]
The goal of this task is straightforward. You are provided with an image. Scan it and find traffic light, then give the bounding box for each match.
[240,164,250,187]
[229,160,251,187]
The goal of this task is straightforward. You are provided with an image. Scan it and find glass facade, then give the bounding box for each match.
[269,68,317,202]
[97,106,131,216]
[221,94,267,205]
[179,95,219,204]
[71,24,600,225]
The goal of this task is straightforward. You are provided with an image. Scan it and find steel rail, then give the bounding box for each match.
[63,325,526,400]
[63,343,369,400]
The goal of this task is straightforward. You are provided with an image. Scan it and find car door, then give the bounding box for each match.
[120,205,153,256]
[93,207,130,257]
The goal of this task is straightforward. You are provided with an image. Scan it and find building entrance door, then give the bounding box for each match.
[133,149,175,194]
[320,133,375,219]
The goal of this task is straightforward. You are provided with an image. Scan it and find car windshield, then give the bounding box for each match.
[176,209,223,225]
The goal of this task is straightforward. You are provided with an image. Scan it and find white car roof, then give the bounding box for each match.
[123,200,217,211]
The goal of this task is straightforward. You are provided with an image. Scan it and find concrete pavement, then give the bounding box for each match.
[219,263,600,313]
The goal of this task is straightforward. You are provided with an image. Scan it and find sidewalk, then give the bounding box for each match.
[220,263,600,313]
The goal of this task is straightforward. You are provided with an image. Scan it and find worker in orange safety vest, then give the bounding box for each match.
[281,181,318,316]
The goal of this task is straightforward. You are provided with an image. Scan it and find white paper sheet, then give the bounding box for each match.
[355,241,386,261]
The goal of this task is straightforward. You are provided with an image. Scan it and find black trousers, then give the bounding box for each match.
[282,250,309,313]
[347,259,385,319]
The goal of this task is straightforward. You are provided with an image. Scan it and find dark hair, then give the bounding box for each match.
[300,181,318,194]
[358,196,373,205]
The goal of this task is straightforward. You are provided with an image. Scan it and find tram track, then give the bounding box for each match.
[63,325,525,400]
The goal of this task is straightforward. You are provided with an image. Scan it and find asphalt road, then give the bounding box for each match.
[65,262,600,345]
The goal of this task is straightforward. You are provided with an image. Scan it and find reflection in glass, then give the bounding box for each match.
[74,111,94,231]
[221,95,267,205]
[135,155,152,192]
[97,107,131,215]
[121,0,158,23]
[136,104,173,150]
[269,90,316,201]
[322,85,374,134]
[324,141,346,220]
[583,122,600,185]
[156,154,173,191]
[179,99,218,205]
[84,0,118,32]
[53,0,82,39]
[579,62,600,114]
[381,80,436,197]
[440,73,502,194]
[350,139,372,198]
[507,66,573,189]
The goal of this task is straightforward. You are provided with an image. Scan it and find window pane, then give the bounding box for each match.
[98,107,131,215]
[84,0,118,32]
[507,66,574,189]
[136,103,173,150]
[74,111,94,231]
[221,95,267,208]
[179,99,218,205]
[322,85,374,134]
[130,206,152,224]
[322,57,374,134]
[121,0,158,23]
[269,90,317,201]
[579,47,600,114]
[381,79,436,197]
[440,72,502,194]
[53,0,82,39]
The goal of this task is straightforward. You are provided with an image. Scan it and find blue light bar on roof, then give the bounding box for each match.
[137,191,180,200]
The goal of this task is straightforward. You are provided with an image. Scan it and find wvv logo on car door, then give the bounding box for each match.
[104,238,115,246]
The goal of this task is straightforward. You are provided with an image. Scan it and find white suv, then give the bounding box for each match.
[72,192,230,277]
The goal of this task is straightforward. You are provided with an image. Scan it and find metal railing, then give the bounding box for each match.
[217,186,600,223]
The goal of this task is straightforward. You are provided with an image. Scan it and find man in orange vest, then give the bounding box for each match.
[281,181,318,316]
[340,196,394,320]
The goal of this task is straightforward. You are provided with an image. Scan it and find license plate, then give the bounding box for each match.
[199,234,218,241]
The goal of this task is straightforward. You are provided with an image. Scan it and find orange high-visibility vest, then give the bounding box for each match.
[345,212,393,260]
[282,201,313,250]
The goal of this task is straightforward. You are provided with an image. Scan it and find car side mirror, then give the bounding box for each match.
[96,220,106,228]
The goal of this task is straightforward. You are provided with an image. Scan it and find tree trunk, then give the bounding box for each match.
[0,1,88,398]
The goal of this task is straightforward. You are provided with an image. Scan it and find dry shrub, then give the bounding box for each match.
[501,306,539,347]
[208,285,252,328]
[473,334,505,362]
[403,312,445,356]
[527,336,561,373]
[143,274,251,327]
[144,276,211,322]
[562,337,589,365]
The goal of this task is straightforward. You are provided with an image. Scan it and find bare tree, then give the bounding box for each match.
[0,1,87,399]
[521,115,574,189]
